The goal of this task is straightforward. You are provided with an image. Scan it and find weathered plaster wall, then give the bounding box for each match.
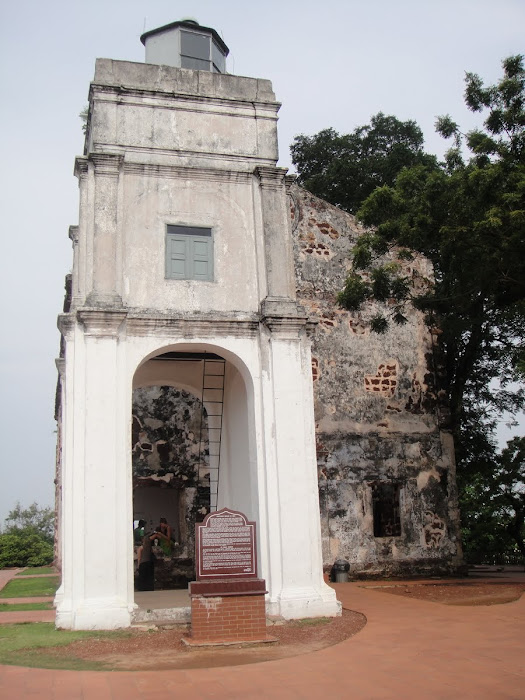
[290,185,462,576]
[131,385,209,585]
[118,174,262,313]
[132,385,208,484]
[89,59,279,168]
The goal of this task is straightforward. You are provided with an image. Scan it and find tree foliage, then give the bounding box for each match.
[291,112,436,214]
[459,437,525,563]
[0,503,54,568]
[79,105,88,135]
[5,502,54,544]
[0,532,53,569]
[338,55,525,439]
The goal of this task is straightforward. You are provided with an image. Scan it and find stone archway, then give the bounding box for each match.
[131,346,255,596]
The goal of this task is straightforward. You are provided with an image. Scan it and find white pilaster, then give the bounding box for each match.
[56,310,132,629]
[261,317,340,618]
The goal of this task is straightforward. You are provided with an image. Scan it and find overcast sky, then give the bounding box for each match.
[0,0,523,524]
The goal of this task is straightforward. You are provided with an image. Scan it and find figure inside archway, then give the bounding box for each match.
[137,533,156,591]
[154,517,173,555]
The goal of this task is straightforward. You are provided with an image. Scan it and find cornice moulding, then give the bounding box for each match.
[90,153,123,177]
[61,309,261,340]
[256,166,288,191]
[262,314,309,338]
[89,82,280,115]
[57,313,75,338]
[126,315,260,338]
[121,161,253,184]
[91,89,279,122]
[91,143,277,170]
[77,309,128,337]
[74,157,89,179]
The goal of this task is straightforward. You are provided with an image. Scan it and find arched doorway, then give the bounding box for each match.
[131,347,255,598]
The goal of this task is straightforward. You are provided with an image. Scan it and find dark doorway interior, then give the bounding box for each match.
[372,482,402,537]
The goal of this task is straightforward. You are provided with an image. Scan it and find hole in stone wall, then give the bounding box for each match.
[371,482,402,537]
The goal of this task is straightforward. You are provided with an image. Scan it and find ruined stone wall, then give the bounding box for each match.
[290,185,463,577]
[132,385,210,577]
[132,385,208,487]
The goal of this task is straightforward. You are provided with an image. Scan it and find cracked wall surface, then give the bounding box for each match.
[132,385,209,486]
[131,385,210,576]
[291,185,462,577]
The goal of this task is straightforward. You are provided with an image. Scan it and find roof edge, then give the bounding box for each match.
[140,20,229,56]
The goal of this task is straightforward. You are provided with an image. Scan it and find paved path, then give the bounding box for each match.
[0,568,21,590]
[0,597,54,604]
[0,581,523,699]
[0,609,55,624]
[0,568,55,624]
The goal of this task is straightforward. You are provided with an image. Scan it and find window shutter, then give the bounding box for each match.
[191,236,213,280]
[167,236,189,279]
[166,226,213,281]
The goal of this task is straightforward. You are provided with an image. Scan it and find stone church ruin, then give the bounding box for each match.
[54,19,462,630]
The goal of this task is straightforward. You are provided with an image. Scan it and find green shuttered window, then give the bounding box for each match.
[166,225,214,281]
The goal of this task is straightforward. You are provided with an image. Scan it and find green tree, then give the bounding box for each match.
[0,532,53,568]
[459,437,525,563]
[5,502,54,543]
[338,55,525,442]
[0,502,54,568]
[291,112,436,214]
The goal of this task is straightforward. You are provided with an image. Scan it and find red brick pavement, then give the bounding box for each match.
[1,597,54,604]
[0,568,55,624]
[0,610,55,624]
[0,569,21,590]
[0,580,523,699]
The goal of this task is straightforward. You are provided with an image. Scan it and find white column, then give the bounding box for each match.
[55,315,84,628]
[56,310,132,629]
[261,319,340,619]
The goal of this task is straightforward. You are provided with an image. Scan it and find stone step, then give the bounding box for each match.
[132,606,191,624]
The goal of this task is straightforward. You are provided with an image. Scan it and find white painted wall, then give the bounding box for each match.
[56,57,339,629]
[119,176,261,312]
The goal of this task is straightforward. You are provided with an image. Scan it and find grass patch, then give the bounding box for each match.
[293,617,331,627]
[0,576,60,599]
[0,622,131,670]
[0,602,54,611]
[16,567,56,576]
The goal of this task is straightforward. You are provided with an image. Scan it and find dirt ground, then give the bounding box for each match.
[37,581,524,671]
[42,609,366,671]
[366,581,525,606]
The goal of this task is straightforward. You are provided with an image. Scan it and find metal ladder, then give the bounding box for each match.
[200,358,225,513]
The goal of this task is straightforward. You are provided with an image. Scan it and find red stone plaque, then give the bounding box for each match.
[196,508,257,580]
